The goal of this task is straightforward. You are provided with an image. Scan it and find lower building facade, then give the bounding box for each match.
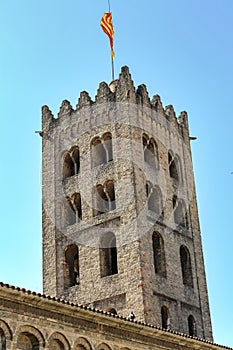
[0,283,231,350]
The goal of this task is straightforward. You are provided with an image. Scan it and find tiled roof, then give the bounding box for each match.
[0,281,232,350]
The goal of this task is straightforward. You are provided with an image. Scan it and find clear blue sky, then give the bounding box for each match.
[0,0,232,347]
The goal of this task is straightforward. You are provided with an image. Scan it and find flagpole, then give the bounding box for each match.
[108,0,114,81]
[101,0,115,81]
[111,56,115,81]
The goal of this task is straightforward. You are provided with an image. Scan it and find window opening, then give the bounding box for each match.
[180,245,193,287]
[100,232,118,277]
[65,244,80,287]
[168,152,179,181]
[152,232,166,277]
[161,306,170,329]
[188,315,197,337]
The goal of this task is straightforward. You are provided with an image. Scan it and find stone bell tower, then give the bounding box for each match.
[42,66,212,340]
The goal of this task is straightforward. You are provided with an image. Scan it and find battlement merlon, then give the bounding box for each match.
[41,65,191,139]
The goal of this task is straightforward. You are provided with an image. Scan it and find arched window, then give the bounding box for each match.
[48,333,69,350]
[180,245,193,287]
[91,138,106,167]
[152,232,166,277]
[146,182,162,215]
[168,152,179,182]
[143,134,158,168]
[105,180,116,211]
[0,329,6,350]
[161,306,170,329]
[188,315,197,337]
[17,332,40,350]
[91,133,113,168]
[72,193,82,222]
[103,133,113,162]
[71,147,80,175]
[65,193,82,226]
[173,197,188,229]
[95,184,109,215]
[65,197,76,226]
[63,153,74,179]
[63,147,80,179]
[93,181,116,216]
[64,244,80,288]
[100,232,118,277]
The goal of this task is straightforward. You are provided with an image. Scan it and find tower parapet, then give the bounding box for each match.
[41,66,190,142]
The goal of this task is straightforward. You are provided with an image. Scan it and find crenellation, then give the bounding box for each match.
[58,99,73,118]
[178,111,189,131]
[165,105,176,120]
[42,105,55,131]
[151,94,164,114]
[76,91,93,109]
[115,66,136,103]
[95,82,113,103]
[42,67,189,139]
[136,84,151,107]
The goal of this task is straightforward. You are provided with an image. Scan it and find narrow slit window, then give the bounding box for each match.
[100,232,118,277]
[64,244,80,288]
[152,232,166,277]
[161,306,170,329]
[180,245,193,287]
[188,315,197,337]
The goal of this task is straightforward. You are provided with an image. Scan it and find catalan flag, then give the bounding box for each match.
[100,12,114,59]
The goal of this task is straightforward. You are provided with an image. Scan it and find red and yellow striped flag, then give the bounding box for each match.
[100,12,114,59]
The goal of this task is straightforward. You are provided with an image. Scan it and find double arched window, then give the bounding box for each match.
[142,134,159,168]
[64,244,80,288]
[152,232,166,277]
[65,193,82,226]
[63,146,80,179]
[93,180,116,216]
[180,245,193,287]
[99,232,118,277]
[91,133,113,168]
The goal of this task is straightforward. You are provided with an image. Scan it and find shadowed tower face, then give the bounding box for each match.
[42,66,212,340]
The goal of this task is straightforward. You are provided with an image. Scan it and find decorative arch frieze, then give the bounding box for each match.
[14,325,45,349]
[48,332,70,350]
[74,337,92,350]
